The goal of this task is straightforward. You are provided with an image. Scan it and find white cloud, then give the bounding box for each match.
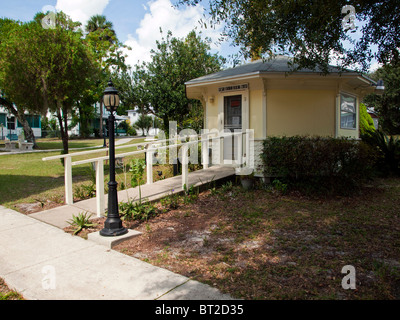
[369,61,382,73]
[55,0,110,27]
[123,0,223,68]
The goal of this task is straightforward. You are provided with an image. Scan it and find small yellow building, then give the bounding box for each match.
[185,55,377,175]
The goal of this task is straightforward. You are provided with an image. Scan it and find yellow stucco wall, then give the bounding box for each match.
[189,78,362,140]
[266,89,336,137]
[249,89,264,139]
[205,98,219,131]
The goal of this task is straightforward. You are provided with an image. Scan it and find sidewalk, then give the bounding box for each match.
[0,164,236,300]
[0,205,233,300]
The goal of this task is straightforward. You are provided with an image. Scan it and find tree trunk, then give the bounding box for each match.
[99,100,103,138]
[20,118,37,147]
[78,103,87,138]
[56,106,69,156]
[0,97,38,148]
[63,106,69,154]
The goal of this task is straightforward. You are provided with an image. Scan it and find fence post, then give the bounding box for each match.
[146,148,153,184]
[64,156,73,205]
[245,129,254,169]
[201,133,209,169]
[236,131,243,166]
[181,144,189,190]
[95,160,105,217]
[220,133,225,165]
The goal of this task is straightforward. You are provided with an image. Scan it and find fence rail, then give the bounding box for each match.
[42,130,253,217]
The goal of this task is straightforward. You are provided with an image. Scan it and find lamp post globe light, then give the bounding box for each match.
[100,79,128,237]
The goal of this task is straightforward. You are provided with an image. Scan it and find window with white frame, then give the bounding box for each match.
[7,116,15,130]
[340,93,357,129]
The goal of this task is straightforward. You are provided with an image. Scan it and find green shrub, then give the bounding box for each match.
[361,129,400,176]
[129,158,146,204]
[272,179,288,194]
[74,183,96,200]
[183,184,199,204]
[67,212,96,235]
[160,190,180,211]
[359,103,376,136]
[119,199,157,222]
[261,136,376,195]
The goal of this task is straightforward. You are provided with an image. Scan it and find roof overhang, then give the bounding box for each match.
[186,70,377,100]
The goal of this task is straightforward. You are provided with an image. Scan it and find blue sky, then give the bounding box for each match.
[0,0,236,68]
[0,0,380,71]
[1,0,157,42]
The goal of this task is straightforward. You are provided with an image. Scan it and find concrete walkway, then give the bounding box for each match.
[0,165,235,300]
[0,206,233,300]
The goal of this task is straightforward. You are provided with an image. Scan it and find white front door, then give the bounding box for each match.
[223,95,242,163]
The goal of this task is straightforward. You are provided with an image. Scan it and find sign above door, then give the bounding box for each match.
[218,83,248,93]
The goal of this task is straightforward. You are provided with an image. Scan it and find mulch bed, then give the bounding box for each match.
[63,179,400,300]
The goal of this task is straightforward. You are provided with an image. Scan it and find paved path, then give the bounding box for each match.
[0,206,233,300]
[0,165,235,300]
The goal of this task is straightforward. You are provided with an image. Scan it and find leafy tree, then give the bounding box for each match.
[110,69,138,115]
[178,0,400,72]
[359,103,375,136]
[85,14,115,38]
[133,113,153,136]
[0,18,38,147]
[84,15,130,137]
[181,102,204,133]
[137,30,224,132]
[363,61,400,134]
[41,116,60,137]
[0,12,99,154]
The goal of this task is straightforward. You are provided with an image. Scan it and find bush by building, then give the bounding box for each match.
[261,136,377,195]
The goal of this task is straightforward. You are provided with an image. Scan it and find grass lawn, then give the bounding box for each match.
[36,137,104,150]
[3,136,399,300]
[102,176,400,300]
[0,137,103,150]
[0,137,147,210]
[0,278,23,300]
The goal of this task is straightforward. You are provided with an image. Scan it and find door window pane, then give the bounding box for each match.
[224,95,242,130]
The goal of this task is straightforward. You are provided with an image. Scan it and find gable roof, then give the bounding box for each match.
[185,55,375,86]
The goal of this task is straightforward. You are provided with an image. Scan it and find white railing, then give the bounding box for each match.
[42,130,253,217]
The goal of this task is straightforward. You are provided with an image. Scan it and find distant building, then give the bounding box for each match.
[0,106,41,140]
[68,102,128,137]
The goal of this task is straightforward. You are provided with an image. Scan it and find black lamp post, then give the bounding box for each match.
[100,79,128,237]
[103,119,107,148]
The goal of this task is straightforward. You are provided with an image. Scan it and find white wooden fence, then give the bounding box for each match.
[42,130,253,217]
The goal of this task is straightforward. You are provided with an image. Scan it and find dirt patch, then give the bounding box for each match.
[65,178,400,300]
[114,193,227,262]
[14,200,62,215]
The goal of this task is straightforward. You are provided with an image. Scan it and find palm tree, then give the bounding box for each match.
[133,114,153,136]
[85,15,116,138]
[85,14,114,35]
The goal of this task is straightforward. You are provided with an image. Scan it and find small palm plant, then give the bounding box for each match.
[362,129,400,175]
[129,158,146,204]
[67,212,96,235]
